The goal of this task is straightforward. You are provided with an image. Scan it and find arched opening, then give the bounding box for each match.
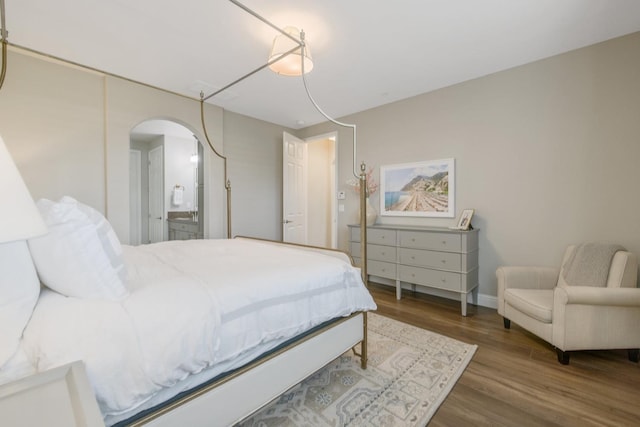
[129,119,204,245]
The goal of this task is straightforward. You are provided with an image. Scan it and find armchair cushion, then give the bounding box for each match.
[504,289,553,323]
[496,266,558,316]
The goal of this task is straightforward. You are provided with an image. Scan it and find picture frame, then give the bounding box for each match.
[380,158,455,217]
[455,208,475,230]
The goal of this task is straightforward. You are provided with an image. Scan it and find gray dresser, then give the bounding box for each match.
[348,224,479,316]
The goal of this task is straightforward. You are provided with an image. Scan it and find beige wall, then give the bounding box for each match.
[300,32,640,304]
[0,49,227,243]
[222,110,293,241]
[0,51,105,211]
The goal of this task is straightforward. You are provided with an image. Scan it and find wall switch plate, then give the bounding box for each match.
[339,204,345,212]
[337,191,346,200]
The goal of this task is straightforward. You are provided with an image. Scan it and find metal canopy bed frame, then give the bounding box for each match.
[0,1,373,426]
[138,1,372,424]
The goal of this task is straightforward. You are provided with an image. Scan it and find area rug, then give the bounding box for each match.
[239,313,477,426]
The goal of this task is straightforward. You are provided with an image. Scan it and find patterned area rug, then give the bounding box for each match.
[239,313,477,426]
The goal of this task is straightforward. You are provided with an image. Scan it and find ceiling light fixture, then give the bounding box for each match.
[268,26,313,76]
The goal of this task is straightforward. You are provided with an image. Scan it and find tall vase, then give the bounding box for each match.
[358,197,378,226]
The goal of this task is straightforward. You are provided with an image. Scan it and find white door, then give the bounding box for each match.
[148,146,164,243]
[282,132,307,244]
[129,149,142,245]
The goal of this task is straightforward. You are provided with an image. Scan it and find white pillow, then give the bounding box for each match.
[28,197,128,301]
[0,240,40,368]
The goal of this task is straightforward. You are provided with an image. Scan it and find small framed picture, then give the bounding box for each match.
[455,209,475,230]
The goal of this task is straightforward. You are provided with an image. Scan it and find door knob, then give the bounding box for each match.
[283,219,293,224]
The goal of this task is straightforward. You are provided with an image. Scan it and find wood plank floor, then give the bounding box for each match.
[368,283,640,427]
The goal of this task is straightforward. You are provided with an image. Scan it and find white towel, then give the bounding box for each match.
[172,187,183,206]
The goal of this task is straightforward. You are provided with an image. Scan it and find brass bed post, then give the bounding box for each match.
[199,0,370,369]
[359,163,369,369]
[200,94,232,239]
[298,28,369,370]
[0,0,8,91]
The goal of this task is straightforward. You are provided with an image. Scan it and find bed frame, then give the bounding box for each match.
[127,312,366,426]
[0,313,366,427]
[116,238,369,427]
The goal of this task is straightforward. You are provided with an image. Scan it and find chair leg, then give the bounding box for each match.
[503,318,511,329]
[629,349,639,363]
[556,349,570,365]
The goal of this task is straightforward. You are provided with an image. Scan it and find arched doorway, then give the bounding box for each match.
[129,119,204,245]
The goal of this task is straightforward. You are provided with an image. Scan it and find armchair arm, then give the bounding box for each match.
[554,286,640,307]
[552,286,640,351]
[496,266,559,315]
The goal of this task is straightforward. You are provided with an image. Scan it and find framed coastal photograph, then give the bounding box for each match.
[380,158,455,217]
[455,209,475,230]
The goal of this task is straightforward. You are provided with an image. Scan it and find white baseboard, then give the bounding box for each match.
[369,277,498,310]
[476,293,498,309]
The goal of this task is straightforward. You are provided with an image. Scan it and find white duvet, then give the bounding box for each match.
[21,238,376,420]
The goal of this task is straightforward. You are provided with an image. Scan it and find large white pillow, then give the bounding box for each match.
[0,240,40,368]
[28,197,128,300]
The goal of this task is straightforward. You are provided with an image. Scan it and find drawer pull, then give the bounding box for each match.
[441,278,447,283]
[411,256,415,260]
[441,259,446,264]
[442,240,446,245]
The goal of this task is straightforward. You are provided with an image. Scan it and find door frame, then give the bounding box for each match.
[281,131,338,248]
[148,145,164,243]
[129,149,142,245]
[305,131,338,249]
[282,132,308,244]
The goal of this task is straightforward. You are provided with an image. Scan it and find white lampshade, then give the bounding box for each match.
[0,135,47,243]
[268,26,313,76]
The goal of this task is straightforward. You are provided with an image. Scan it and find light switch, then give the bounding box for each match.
[338,204,345,212]
[337,191,346,200]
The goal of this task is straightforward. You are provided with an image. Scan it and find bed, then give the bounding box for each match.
[0,197,376,426]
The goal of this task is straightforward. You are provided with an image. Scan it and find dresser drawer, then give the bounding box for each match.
[368,260,397,280]
[351,257,395,280]
[349,226,396,245]
[399,230,461,252]
[351,242,396,263]
[368,228,396,245]
[170,222,198,232]
[398,265,462,292]
[398,248,461,270]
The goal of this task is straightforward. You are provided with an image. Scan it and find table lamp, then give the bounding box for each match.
[0,135,47,243]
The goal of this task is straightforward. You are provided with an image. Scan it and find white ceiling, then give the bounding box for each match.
[5,0,640,129]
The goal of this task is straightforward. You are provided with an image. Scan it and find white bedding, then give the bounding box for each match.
[20,238,376,423]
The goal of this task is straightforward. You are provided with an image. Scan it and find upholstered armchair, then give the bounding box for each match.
[497,244,639,364]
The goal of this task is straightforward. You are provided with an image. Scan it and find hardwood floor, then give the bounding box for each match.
[368,283,640,427]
